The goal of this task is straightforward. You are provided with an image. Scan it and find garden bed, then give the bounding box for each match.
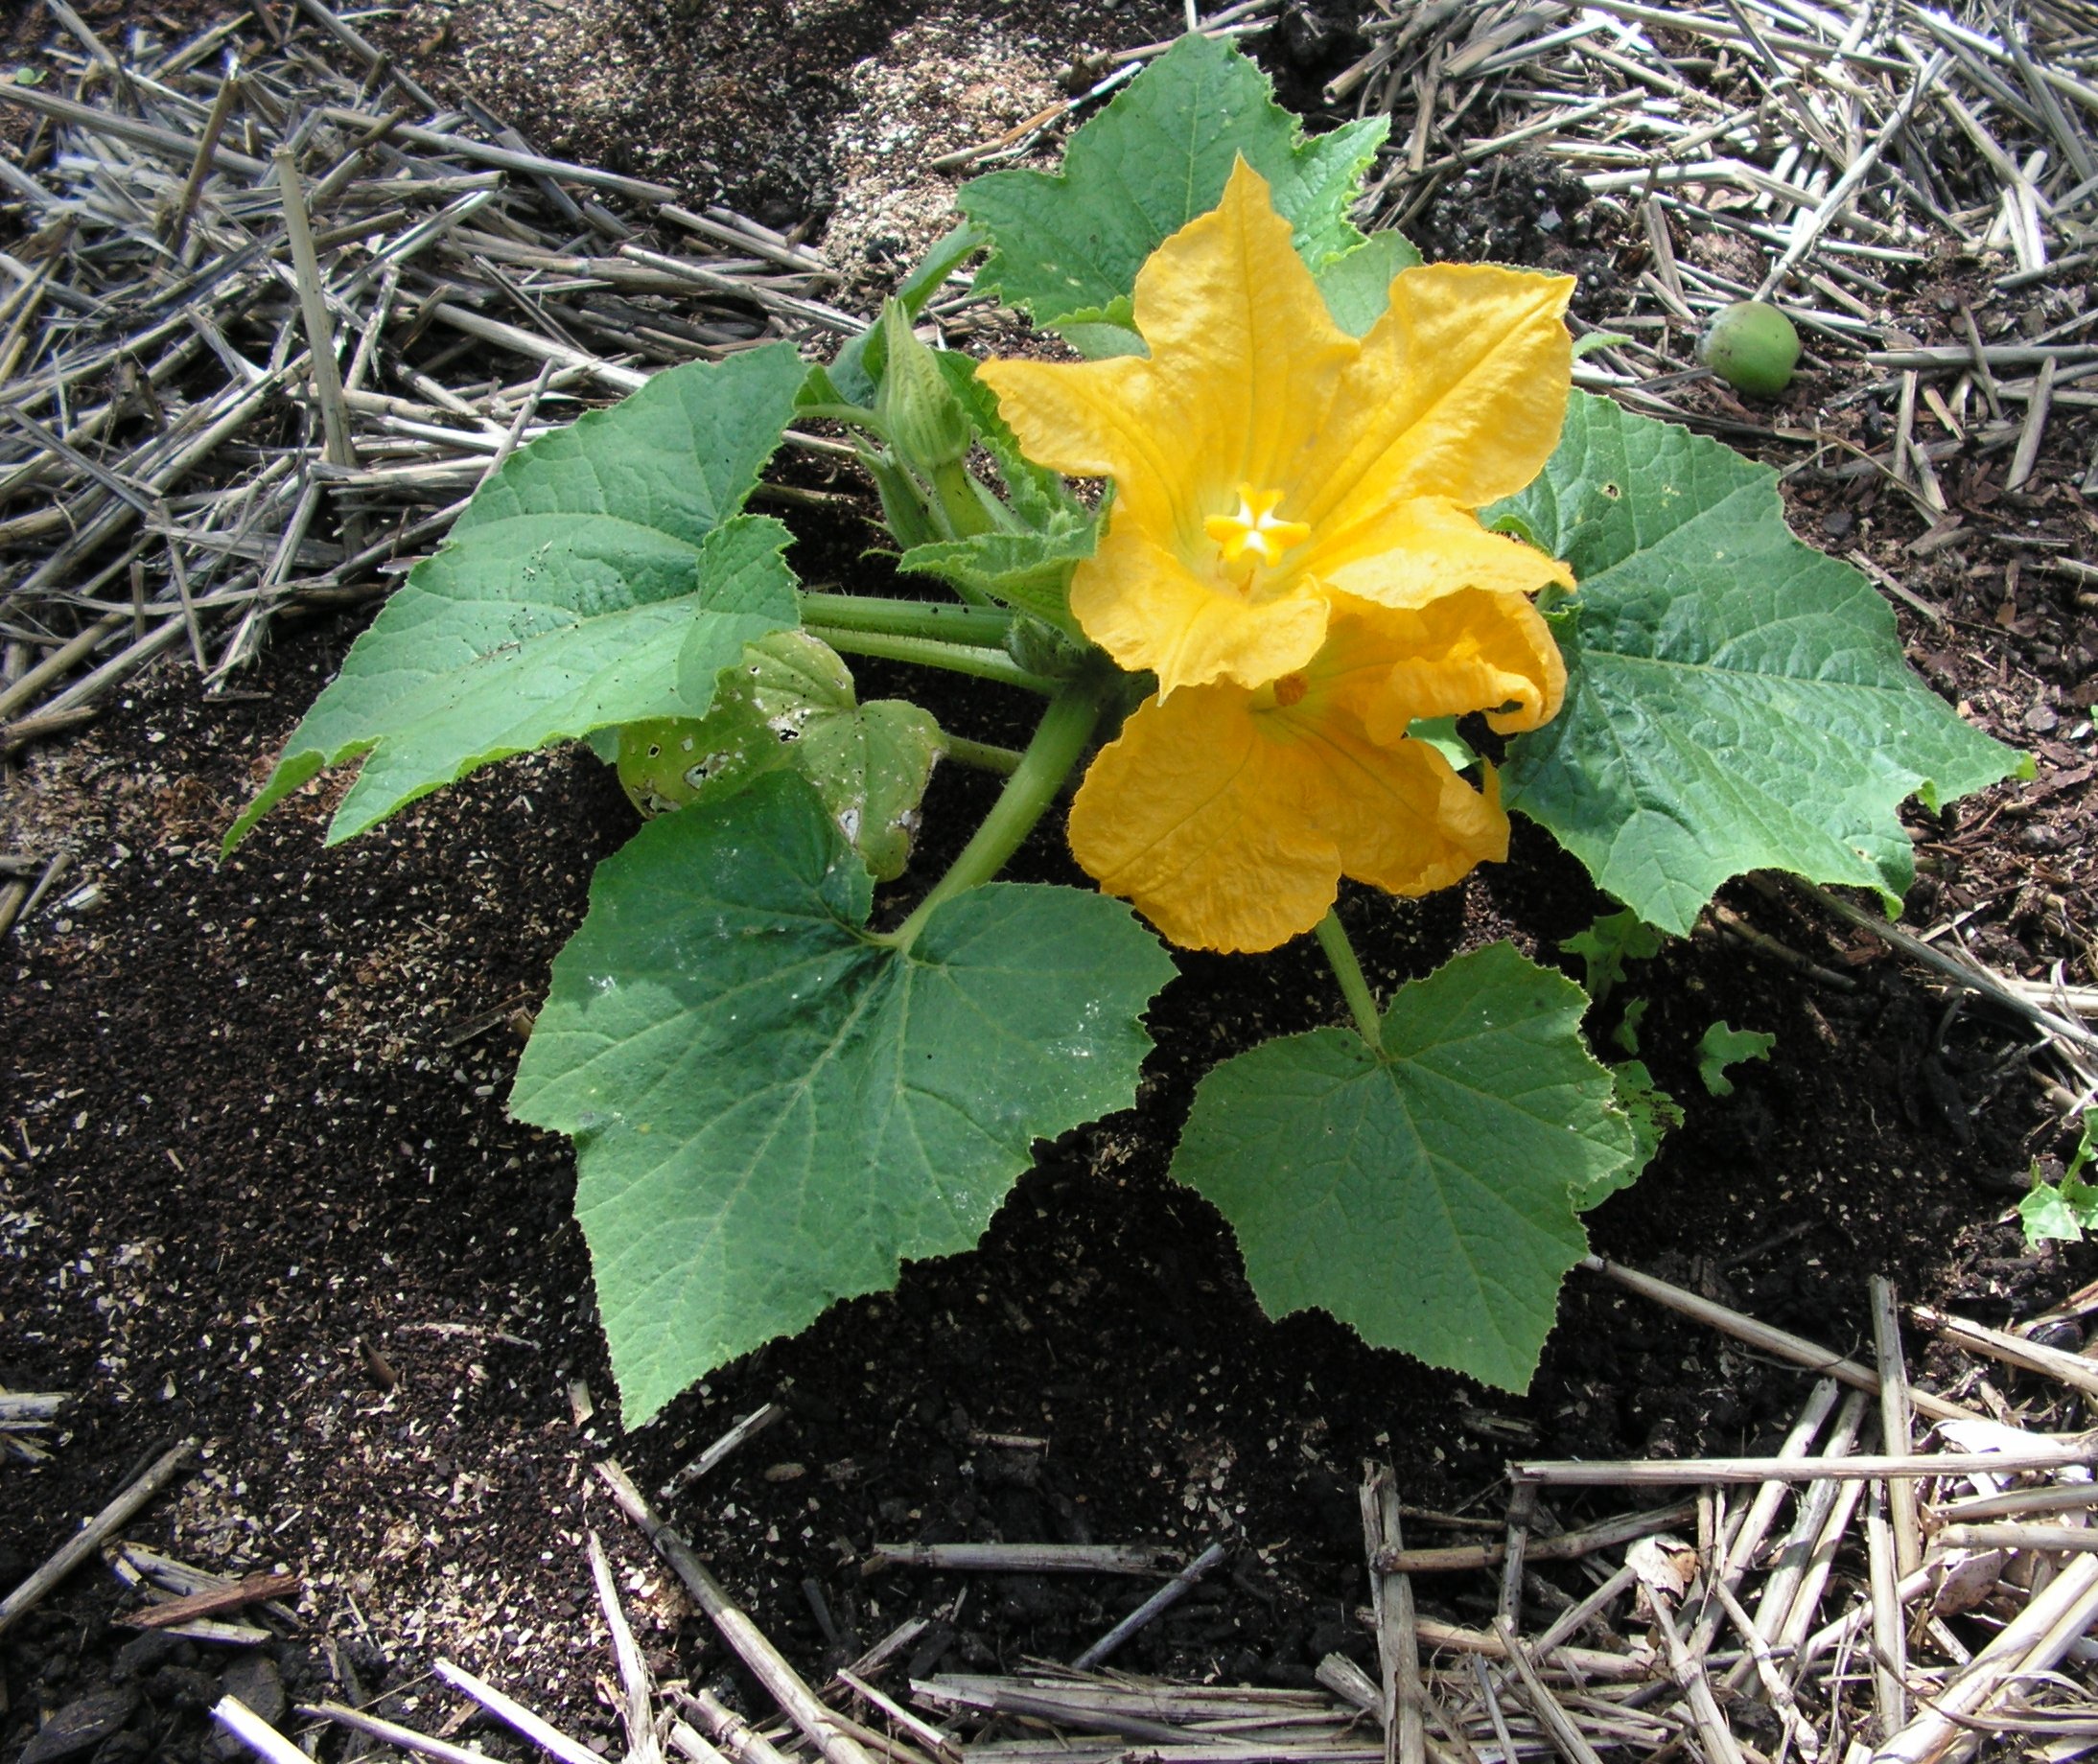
[3,2,2096,1761]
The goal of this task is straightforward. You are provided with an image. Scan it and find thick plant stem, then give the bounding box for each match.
[882,672,1111,952]
[808,627,1055,694]
[797,592,1011,647]
[1316,910,1385,1050]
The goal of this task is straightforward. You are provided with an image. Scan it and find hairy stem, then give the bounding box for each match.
[880,670,1112,952]
[797,592,1011,647]
[1316,910,1385,1050]
[808,626,1055,694]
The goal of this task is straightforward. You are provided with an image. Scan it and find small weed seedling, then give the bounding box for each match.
[1697,1022,1778,1098]
[2021,1108,2098,1246]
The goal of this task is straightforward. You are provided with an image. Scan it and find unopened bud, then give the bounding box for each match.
[876,300,973,473]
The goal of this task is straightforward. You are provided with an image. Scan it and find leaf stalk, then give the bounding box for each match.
[807,626,1055,694]
[1315,910,1385,1050]
[878,667,1113,952]
[798,592,1012,647]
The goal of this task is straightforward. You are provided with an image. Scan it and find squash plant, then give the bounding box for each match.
[230,36,2022,1425]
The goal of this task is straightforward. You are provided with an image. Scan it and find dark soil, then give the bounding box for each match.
[4,5,2097,1764]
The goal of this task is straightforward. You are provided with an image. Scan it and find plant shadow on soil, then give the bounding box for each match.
[7,3,2098,1760]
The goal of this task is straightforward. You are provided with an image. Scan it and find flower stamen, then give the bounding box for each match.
[1205,485,1311,569]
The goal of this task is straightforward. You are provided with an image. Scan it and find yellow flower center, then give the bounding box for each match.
[1203,485,1310,569]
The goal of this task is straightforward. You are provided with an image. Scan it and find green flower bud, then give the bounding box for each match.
[1004,615,1092,680]
[876,299,973,473]
[1701,301,1801,398]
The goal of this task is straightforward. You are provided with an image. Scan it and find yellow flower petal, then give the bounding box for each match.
[1308,735,1507,904]
[1119,163,1354,497]
[1297,263,1575,533]
[1068,685,1340,953]
[1320,589,1567,743]
[1068,601,1518,953]
[1313,497,1574,610]
[973,353,1164,501]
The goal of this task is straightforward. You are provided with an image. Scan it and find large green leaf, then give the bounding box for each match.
[510,772,1176,1424]
[228,346,808,847]
[1606,1060,1680,1196]
[958,33,1387,332]
[618,631,943,882]
[1315,229,1424,337]
[1172,943,1636,1391]
[1499,393,2027,934]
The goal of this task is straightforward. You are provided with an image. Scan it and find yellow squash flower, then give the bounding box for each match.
[1066,591,1566,954]
[977,158,1576,698]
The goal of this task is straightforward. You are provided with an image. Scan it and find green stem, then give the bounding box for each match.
[881,671,1111,952]
[797,592,1011,647]
[798,401,889,438]
[940,732,1024,776]
[1316,911,1385,1050]
[930,458,995,539]
[809,626,1054,694]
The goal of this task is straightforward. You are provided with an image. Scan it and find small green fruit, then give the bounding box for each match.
[1700,301,1801,397]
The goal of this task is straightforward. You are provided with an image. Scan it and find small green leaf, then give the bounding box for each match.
[2027,1111,2098,1247]
[794,701,943,882]
[1173,943,1637,1391]
[1696,1021,1775,1097]
[1315,230,1424,337]
[622,632,944,882]
[1561,907,1666,1006]
[2020,1179,2086,1246]
[1498,392,2028,934]
[1488,508,1548,554]
[229,346,808,847]
[1611,995,1649,1056]
[511,773,1175,1424]
[1606,1059,1681,1195]
[898,517,1096,635]
[959,32,1387,333]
